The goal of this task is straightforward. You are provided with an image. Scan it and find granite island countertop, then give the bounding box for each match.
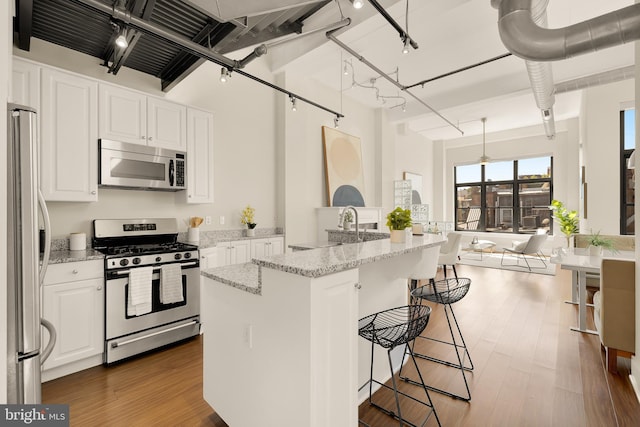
[46,248,105,264]
[202,233,445,295]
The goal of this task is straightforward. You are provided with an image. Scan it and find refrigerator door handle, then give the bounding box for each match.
[38,189,51,285]
[40,318,56,364]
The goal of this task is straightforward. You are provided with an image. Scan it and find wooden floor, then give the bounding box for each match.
[43,264,640,426]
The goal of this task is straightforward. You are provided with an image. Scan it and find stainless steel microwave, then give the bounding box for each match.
[99,139,186,191]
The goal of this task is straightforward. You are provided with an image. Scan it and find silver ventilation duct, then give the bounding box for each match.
[523,0,555,139]
[492,0,640,61]
[492,0,640,139]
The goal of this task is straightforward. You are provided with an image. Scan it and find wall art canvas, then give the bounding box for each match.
[322,126,366,207]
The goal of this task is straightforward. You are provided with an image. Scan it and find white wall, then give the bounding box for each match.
[582,79,635,234]
[0,0,11,404]
[394,123,435,212]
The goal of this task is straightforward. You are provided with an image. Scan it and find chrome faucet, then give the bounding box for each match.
[338,206,361,242]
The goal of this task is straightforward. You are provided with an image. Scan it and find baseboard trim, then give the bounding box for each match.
[629,373,640,404]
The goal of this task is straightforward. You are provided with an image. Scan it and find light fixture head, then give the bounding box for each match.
[350,0,364,9]
[290,96,297,111]
[334,116,340,128]
[220,67,230,83]
[402,37,410,54]
[115,26,128,49]
[343,61,349,76]
[479,155,490,166]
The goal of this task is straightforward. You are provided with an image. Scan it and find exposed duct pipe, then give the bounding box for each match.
[492,0,640,139]
[69,0,345,118]
[492,0,640,61]
[524,0,556,139]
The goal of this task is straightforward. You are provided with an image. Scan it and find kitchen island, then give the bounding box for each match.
[200,233,445,427]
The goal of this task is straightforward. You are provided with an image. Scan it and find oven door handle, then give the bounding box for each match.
[114,261,198,276]
[111,320,199,348]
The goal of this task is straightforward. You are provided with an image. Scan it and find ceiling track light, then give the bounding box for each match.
[115,26,128,48]
[479,117,490,166]
[350,0,365,9]
[334,116,340,128]
[402,37,410,54]
[290,96,297,111]
[220,67,230,83]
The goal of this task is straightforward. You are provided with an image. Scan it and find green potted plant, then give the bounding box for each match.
[240,205,257,237]
[549,199,579,248]
[587,229,616,256]
[386,207,412,243]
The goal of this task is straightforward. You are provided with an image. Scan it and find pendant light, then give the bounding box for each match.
[479,117,489,165]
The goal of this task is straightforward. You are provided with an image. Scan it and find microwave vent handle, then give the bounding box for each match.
[169,159,174,186]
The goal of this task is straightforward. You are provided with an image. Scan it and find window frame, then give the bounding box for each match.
[454,157,553,234]
[620,109,635,235]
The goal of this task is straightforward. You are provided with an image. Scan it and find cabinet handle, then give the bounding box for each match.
[354,283,361,290]
[148,137,153,141]
[91,190,97,195]
[141,136,146,139]
[97,286,102,291]
[72,269,78,274]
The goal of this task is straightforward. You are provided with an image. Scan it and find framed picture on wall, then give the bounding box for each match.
[322,126,366,207]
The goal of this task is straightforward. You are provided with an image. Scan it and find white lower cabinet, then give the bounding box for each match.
[41,260,104,381]
[199,246,219,270]
[216,240,251,266]
[250,237,284,258]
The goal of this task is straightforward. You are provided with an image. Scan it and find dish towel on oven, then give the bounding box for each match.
[127,266,153,316]
[160,264,184,304]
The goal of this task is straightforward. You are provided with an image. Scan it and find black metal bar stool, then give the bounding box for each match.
[358,305,441,427]
[401,278,474,401]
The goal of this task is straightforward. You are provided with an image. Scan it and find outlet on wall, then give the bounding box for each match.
[219,216,225,225]
[205,216,212,225]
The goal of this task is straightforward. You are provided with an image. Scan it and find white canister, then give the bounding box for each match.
[69,232,86,251]
[187,227,200,244]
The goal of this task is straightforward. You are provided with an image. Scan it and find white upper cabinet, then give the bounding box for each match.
[147,97,187,150]
[99,84,186,150]
[98,84,147,144]
[186,108,214,204]
[41,68,98,202]
[12,59,40,110]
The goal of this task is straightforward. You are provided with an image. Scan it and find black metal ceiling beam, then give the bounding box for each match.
[14,0,34,50]
[71,0,344,118]
[405,53,513,90]
[367,0,418,50]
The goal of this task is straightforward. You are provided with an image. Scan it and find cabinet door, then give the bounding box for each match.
[12,59,40,109]
[186,108,214,203]
[251,238,269,259]
[41,68,98,201]
[98,84,147,145]
[269,237,284,256]
[42,278,104,370]
[232,240,251,264]
[216,243,232,267]
[147,97,186,150]
[199,247,219,270]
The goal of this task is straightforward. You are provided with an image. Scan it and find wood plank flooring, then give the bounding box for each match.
[43,264,640,426]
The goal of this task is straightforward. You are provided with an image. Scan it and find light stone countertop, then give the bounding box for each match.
[202,233,446,295]
[47,248,105,264]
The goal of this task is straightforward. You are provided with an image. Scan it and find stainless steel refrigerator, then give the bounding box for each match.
[6,103,56,404]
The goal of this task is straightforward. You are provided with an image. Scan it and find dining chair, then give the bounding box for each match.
[501,233,548,271]
[438,232,462,279]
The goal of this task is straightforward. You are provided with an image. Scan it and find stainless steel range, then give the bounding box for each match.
[93,218,200,364]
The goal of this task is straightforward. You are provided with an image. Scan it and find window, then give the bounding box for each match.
[455,157,553,234]
[621,109,635,235]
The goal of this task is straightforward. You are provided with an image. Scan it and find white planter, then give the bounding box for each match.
[589,245,602,256]
[343,222,352,231]
[390,229,406,243]
[246,228,255,237]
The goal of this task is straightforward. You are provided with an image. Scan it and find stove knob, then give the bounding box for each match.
[174,253,182,260]
[184,252,192,259]
[132,258,141,265]
[155,256,162,263]
[120,259,129,267]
